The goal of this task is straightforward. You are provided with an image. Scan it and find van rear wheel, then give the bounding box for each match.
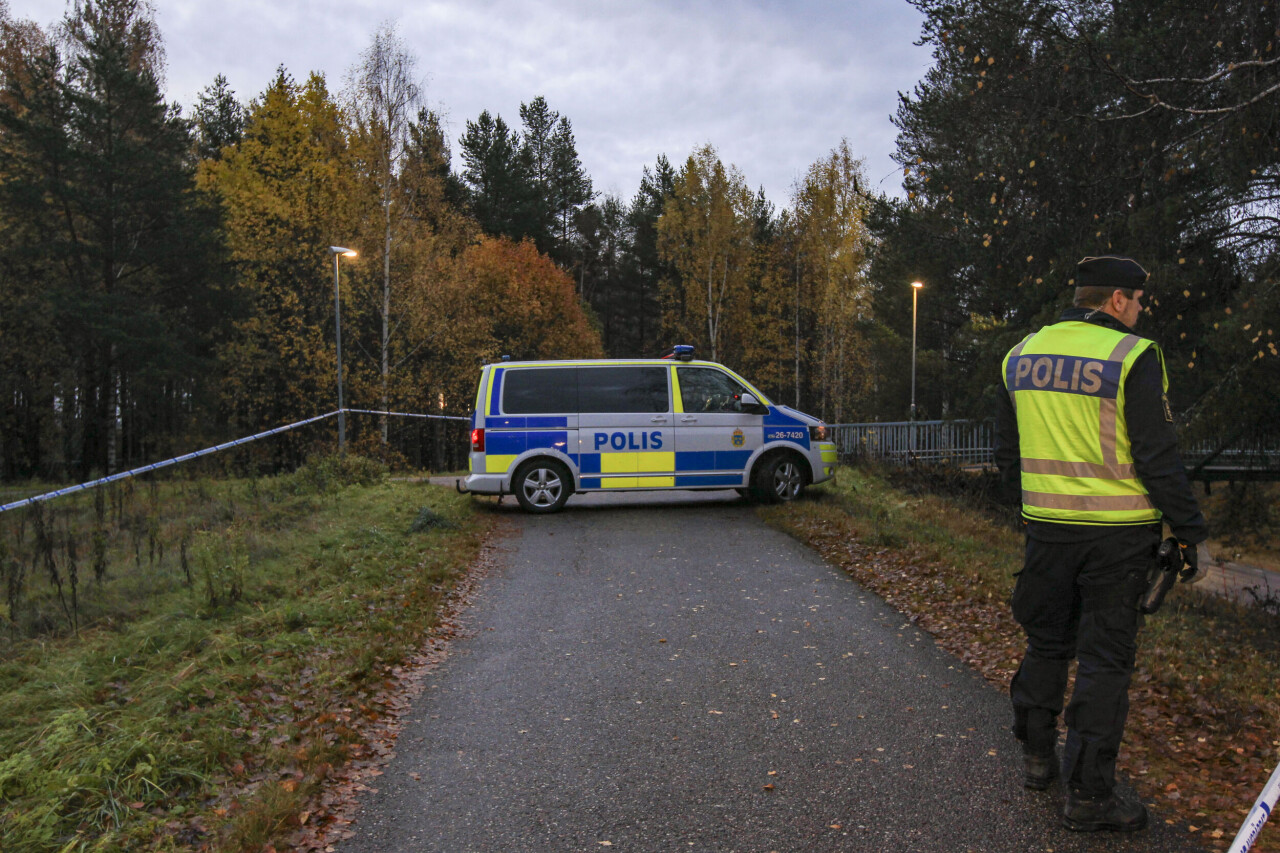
[751,453,806,504]
[513,460,571,513]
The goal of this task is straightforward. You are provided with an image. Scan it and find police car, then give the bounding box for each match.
[459,346,838,513]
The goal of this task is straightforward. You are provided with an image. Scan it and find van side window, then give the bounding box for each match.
[579,366,670,413]
[503,368,577,414]
[678,367,748,413]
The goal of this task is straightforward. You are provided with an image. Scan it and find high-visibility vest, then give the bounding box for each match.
[1002,320,1166,525]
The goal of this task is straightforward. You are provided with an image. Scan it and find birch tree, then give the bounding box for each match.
[348,21,421,443]
[657,145,754,362]
[794,139,874,421]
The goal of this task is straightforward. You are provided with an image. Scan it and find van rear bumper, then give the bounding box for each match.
[462,473,508,495]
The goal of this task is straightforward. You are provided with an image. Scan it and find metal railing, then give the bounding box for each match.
[831,420,995,467]
[829,421,1280,481]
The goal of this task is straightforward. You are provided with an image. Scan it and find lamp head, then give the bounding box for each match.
[911,280,923,289]
[329,246,358,258]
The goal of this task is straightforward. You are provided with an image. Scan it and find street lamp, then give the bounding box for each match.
[330,246,358,452]
[910,280,923,421]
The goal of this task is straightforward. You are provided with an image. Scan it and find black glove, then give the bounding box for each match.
[1178,541,1203,583]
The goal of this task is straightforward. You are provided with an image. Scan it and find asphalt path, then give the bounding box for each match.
[342,490,1205,853]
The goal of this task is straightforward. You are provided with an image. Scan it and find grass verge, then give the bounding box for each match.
[762,465,1280,852]
[0,461,493,852]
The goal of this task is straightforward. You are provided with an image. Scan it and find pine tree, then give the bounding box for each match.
[460,109,538,244]
[0,0,227,478]
[193,73,245,160]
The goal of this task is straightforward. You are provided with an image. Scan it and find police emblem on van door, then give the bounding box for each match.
[731,428,745,448]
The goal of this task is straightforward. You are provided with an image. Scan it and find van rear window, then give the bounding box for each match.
[578,366,669,413]
[503,368,577,414]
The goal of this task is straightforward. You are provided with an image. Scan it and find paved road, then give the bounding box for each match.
[343,491,1204,853]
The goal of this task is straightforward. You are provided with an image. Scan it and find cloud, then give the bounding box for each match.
[10,0,931,205]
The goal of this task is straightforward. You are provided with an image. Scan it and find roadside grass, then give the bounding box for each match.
[0,460,492,852]
[762,465,1280,852]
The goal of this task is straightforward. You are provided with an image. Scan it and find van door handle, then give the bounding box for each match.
[650,416,667,423]
[680,416,698,423]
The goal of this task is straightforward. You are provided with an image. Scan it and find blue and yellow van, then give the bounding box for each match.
[460,346,838,512]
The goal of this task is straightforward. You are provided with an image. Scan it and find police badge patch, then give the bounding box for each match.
[1162,393,1174,423]
[732,428,745,447]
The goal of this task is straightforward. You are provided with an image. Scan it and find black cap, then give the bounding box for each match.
[1073,256,1148,290]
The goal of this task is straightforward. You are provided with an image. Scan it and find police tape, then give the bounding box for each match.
[345,409,469,422]
[0,409,470,515]
[1230,758,1280,853]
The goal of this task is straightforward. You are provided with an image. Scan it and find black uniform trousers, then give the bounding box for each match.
[1009,522,1160,798]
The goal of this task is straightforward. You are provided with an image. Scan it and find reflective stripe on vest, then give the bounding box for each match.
[1002,322,1164,525]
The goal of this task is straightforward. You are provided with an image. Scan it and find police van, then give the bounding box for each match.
[460,346,838,513]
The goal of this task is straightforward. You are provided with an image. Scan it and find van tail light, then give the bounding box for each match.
[471,428,485,452]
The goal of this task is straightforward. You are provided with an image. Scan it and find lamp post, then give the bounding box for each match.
[330,246,357,452]
[910,280,923,421]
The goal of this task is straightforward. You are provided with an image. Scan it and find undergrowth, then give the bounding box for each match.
[0,460,490,851]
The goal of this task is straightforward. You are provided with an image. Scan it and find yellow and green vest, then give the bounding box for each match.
[1002,320,1167,525]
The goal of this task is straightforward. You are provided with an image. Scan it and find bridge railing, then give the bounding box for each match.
[830,420,995,466]
[829,421,1280,482]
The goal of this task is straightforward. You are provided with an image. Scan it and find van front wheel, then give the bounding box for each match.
[513,460,572,513]
[751,454,806,504]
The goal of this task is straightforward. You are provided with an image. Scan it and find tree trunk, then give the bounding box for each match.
[381,197,392,445]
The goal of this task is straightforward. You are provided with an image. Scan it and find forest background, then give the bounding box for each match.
[2,0,1278,482]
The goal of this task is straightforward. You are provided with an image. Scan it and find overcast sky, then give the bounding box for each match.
[9,0,933,206]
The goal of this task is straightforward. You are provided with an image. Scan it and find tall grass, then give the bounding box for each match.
[0,457,491,851]
[0,454,387,641]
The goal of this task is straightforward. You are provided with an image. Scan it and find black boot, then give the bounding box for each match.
[1062,790,1148,832]
[1023,750,1058,790]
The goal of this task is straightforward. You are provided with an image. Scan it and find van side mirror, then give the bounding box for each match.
[737,393,769,415]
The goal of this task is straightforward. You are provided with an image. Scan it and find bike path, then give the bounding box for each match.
[342,491,1203,852]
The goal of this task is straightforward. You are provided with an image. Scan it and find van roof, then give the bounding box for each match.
[484,358,726,369]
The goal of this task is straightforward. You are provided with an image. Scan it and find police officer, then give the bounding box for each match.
[995,256,1209,832]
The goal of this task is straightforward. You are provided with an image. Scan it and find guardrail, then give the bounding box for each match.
[830,420,995,466]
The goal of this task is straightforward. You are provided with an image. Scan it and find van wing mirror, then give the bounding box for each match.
[737,393,769,415]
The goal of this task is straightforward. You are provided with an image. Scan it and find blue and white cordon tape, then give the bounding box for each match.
[0,409,468,515]
[1230,758,1280,853]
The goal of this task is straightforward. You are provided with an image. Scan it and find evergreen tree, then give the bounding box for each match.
[0,0,227,478]
[549,113,592,261]
[459,109,538,243]
[193,73,244,160]
[881,0,1280,434]
[624,155,678,357]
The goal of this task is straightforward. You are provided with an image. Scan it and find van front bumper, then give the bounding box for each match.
[813,442,838,484]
